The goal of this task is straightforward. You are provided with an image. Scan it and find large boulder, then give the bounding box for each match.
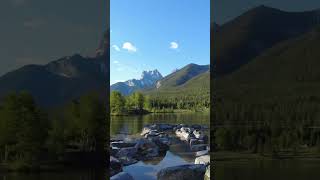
[195,149,209,157]
[144,130,160,138]
[199,135,209,144]
[141,127,153,136]
[116,147,139,165]
[111,146,120,156]
[135,139,159,158]
[157,164,206,180]
[190,139,204,147]
[111,142,136,149]
[190,144,208,152]
[116,147,138,158]
[153,137,170,153]
[194,155,210,165]
[111,172,134,180]
[193,130,204,139]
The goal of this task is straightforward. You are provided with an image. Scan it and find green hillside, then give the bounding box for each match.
[144,64,210,111]
[213,25,320,154]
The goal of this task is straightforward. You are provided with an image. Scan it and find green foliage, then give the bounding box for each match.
[0,91,107,167]
[110,91,125,114]
[0,92,48,163]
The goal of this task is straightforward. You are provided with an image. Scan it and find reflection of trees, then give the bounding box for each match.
[110,113,210,136]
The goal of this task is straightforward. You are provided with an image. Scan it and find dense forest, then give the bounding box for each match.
[0,92,107,171]
[212,98,320,157]
[110,90,210,115]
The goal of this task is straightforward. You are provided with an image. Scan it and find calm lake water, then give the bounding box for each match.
[0,169,106,180]
[215,159,320,180]
[111,113,210,180]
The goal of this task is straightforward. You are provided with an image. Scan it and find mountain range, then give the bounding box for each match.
[1,5,320,107]
[110,63,210,96]
[0,31,109,107]
[214,5,320,102]
[110,70,163,95]
[213,5,320,76]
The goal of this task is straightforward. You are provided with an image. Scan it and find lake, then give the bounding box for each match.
[111,112,210,180]
[0,169,106,180]
[215,159,320,180]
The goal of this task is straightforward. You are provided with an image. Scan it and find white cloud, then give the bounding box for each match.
[112,45,120,51]
[113,60,119,64]
[122,42,137,52]
[116,67,124,71]
[170,42,179,49]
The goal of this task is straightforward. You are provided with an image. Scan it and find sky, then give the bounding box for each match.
[0,0,107,76]
[110,0,210,85]
[213,0,320,24]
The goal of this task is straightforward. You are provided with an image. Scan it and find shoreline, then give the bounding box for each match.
[213,150,320,162]
[111,109,209,116]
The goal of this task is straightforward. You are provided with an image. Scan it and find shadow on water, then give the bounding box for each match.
[0,168,106,180]
[215,159,320,180]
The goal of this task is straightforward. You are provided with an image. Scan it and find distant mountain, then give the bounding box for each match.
[0,31,109,107]
[155,64,209,90]
[110,70,162,95]
[144,63,210,101]
[220,26,320,86]
[214,5,320,76]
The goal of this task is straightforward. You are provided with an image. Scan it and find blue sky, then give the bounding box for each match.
[110,0,210,85]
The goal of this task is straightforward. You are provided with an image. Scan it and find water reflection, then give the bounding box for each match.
[0,169,106,180]
[111,113,210,180]
[215,160,320,180]
[110,113,210,136]
[123,151,194,180]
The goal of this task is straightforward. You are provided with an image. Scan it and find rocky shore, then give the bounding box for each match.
[110,123,211,180]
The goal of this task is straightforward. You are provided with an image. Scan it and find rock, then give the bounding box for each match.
[144,130,160,138]
[118,156,138,166]
[194,155,210,165]
[110,156,122,177]
[181,131,192,141]
[199,135,209,144]
[157,164,206,180]
[111,172,134,180]
[111,142,136,149]
[190,139,204,147]
[111,146,120,156]
[153,138,170,153]
[175,129,183,137]
[193,130,204,139]
[190,144,208,152]
[205,165,210,180]
[116,147,138,159]
[141,127,153,136]
[195,149,209,157]
[135,139,159,158]
[181,127,193,133]
[157,123,174,131]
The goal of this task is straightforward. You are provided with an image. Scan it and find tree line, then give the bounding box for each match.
[110,90,210,115]
[212,98,320,157]
[0,91,107,170]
